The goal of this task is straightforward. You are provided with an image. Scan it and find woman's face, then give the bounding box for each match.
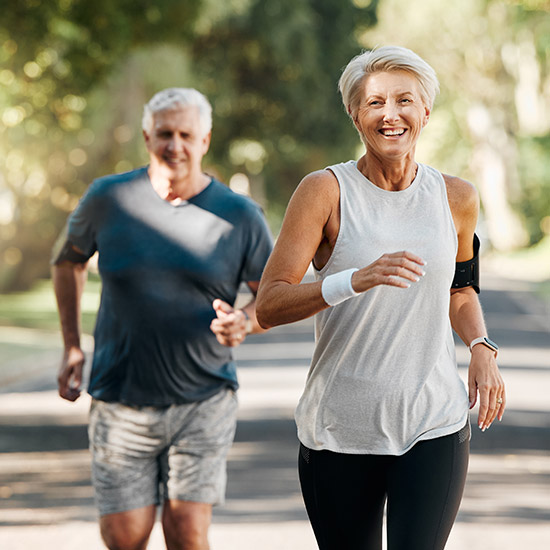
[354,70,430,161]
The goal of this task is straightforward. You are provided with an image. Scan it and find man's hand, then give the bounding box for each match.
[57,346,85,401]
[210,299,248,347]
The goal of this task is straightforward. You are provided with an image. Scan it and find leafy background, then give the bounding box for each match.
[1,0,549,292]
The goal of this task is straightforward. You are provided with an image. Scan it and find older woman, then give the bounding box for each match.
[256,46,505,550]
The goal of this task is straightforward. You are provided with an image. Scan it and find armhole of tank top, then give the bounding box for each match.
[438,169,459,255]
[313,166,345,276]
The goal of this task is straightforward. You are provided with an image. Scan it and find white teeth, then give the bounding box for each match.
[381,129,405,136]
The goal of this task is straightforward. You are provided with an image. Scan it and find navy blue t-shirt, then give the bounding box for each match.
[63,167,273,406]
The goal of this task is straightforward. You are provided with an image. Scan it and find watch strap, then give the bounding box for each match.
[469,336,498,357]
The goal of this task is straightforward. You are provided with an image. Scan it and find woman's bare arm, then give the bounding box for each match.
[256,169,426,329]
[445,174,505,430]
[256,170,337,328]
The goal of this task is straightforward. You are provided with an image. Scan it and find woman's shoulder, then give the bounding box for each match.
[442,173,479,210]
[442,173,479,228]
[292,168,339,202]
[281,169,341,231]
[301,167,339,186]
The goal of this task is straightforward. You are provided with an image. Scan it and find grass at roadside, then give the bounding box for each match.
[0,275,100,335]
[485,235,550,303]
[0,276,100,378]
[537,279,550,303]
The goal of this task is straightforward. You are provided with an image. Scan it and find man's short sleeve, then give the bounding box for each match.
[239,204,273,283]
[51,181,99,264]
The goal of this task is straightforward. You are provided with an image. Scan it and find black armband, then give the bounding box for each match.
[451,233,480,294]
[51,240,90,265]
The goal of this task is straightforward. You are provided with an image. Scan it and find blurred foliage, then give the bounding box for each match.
[516,135,550,239]
[2,0,549,294]
[0,0,378,291]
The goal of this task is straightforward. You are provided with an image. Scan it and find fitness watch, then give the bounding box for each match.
[241,309,254,334]
[469,336,499,357]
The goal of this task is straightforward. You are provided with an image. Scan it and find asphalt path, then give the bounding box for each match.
[0,272,548,549]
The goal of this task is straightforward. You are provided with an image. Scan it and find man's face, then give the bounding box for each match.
[143,106,211,182]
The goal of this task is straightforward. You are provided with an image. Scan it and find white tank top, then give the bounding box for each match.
[295,161,469,455]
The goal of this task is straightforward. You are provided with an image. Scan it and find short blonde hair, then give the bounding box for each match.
[142,88,212,136]
[339,46,440,120]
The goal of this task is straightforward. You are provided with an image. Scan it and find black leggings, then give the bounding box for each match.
[298,423,470,550]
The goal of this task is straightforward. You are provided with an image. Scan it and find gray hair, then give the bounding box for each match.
[339,46,440,121]
[142,87,212,136]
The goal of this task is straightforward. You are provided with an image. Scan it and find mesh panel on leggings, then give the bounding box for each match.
[300,444,311,464]
[458,422,471,444]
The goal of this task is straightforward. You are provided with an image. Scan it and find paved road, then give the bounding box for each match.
[0,272,548,549]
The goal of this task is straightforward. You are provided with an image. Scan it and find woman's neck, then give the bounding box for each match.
[357,154,418,192]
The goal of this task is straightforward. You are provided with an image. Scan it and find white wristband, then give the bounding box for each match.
[321,268,360,306]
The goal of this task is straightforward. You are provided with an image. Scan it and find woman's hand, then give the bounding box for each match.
[351,251,426,292]
[468,345,506,431]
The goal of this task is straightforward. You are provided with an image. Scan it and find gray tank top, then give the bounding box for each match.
[295,161,469,455]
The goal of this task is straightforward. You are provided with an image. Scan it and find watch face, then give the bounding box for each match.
[484,337,499,351]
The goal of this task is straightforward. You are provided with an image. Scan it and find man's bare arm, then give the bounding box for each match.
[52,260,88,401]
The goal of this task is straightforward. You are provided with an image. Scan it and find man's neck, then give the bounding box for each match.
[148,168,210,204]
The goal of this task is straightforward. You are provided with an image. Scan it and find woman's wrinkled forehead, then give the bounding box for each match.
[361,70,426,103]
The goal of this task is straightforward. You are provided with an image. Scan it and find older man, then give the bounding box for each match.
[52,88,273,550]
